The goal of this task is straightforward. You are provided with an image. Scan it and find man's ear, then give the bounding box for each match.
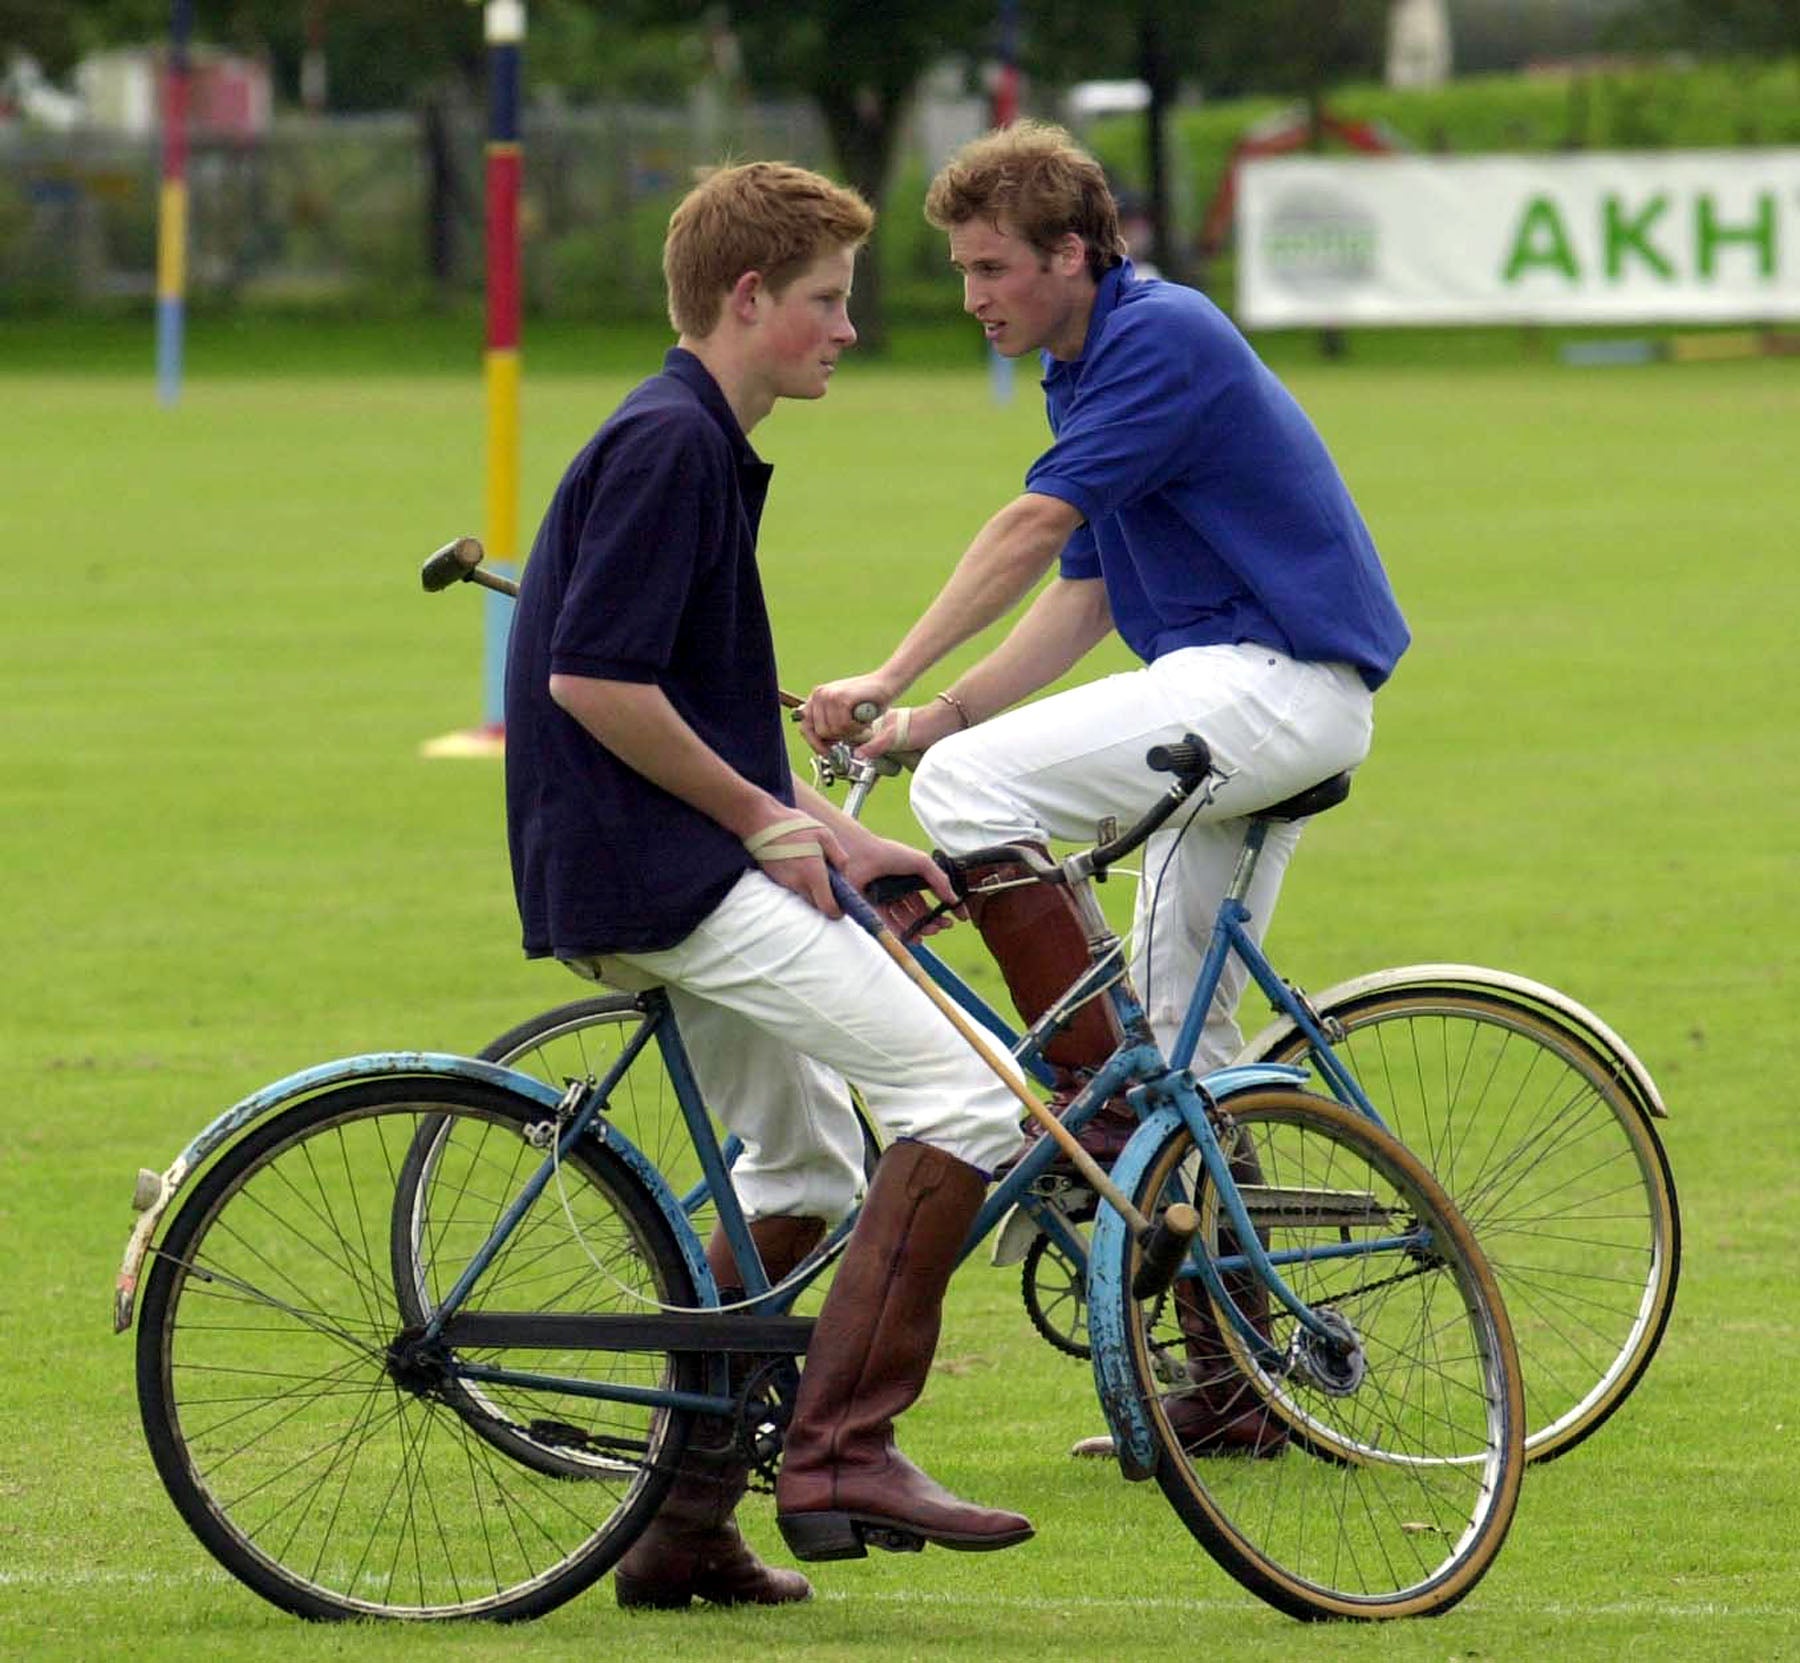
[1053,232,1088,276]
[726,269,764,323]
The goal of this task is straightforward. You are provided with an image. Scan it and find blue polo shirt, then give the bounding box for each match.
[1025,261,1409,688]
[504,349,790,958]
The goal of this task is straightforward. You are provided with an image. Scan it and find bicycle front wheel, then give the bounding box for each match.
[1116,1088,1525,1621]
[482,995,724,1239]
[1253,988,1680,1461]
[136,1075,699,1621]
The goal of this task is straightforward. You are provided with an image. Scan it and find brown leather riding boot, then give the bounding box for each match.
[614,1215,826,1609]
[961,845,1122,1074]
[960,847,1138,1163]
[1160,1259,1288,1457]
[774,1142,1034,1560]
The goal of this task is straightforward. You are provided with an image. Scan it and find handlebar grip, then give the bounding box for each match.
[864,872,927,906]
[851,701,881,725]
[1145,734,1212,780]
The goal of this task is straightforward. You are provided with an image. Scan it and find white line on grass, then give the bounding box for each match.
[0,1569,231,1589]
[814,1589,1800,1620]
[3,1570,1791,1623]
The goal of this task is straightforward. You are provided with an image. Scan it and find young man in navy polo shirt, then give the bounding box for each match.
[802,123,1410,1460]
[504,163,1033,1612]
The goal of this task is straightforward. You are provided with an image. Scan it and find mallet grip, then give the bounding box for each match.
[1130,1202,1200,1300]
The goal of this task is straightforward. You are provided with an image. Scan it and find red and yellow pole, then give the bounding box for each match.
[481,0,524,735]
[422,0,525,757]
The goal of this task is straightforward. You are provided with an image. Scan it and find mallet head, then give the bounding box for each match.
[420,536,487,592]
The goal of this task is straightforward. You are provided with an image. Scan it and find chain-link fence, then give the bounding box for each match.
[0,98,831,317]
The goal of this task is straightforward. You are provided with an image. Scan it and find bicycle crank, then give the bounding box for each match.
[1289,1305,1367,1397]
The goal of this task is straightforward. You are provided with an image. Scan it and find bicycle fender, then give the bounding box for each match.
[1198,1061,1311,1099]
[1088,1104,1187,1481]
[1085,1068,1304,1483]
[1236,962,1667,1121]
[111,1051,712,1334]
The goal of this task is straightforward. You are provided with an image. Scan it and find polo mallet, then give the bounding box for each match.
[422,536,826,712]
[421,535,519,599]
[827,869,1199,1298]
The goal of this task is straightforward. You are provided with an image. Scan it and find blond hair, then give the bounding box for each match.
[664,161,874,337]
[925,121,1127,279]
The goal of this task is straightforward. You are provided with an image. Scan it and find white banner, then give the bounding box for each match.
[1235,150,1800,326]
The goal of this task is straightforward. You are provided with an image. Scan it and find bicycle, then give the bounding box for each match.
[493,735,1680,1466]
[117,737,1526,1623]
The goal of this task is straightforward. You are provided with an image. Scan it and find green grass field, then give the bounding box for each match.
[2,328,1795,1660]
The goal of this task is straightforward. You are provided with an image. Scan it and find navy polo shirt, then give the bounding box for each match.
[504,349,790,958]
[1025,261,1409,688]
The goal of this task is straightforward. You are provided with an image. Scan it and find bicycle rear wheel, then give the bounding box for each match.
[136,1075,699,1621]
[1115,1088,1525,1621]
[482,994,882,1249]
[1251,989,1679,1461]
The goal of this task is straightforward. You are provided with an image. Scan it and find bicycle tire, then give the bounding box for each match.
[136,1075,700,1622]
[1249,987,1680,1461]
[1115,1087,1525,1621]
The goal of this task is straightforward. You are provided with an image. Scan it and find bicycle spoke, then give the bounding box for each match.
[1262,990,1677,1461]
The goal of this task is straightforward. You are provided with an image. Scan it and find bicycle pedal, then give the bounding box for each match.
[860,1525,926,1554]
[989,1203,1040,1267]
[525,1417,597,1450]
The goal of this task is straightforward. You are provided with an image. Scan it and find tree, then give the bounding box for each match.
[638,0,999,350]
[1028,0,1386,285]
[1625,0,1800,53]
[33,0,485,107]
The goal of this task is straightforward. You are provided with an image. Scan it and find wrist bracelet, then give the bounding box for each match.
[934,690,973,730]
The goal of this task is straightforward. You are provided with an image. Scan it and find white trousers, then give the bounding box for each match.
[579,870,1027,1223]
[911,644,1375,1070]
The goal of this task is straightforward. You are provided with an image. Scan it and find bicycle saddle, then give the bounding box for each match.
[1256,772,1352,822]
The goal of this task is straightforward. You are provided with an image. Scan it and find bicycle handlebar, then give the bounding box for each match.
[873,733,1213,915]
[1087,732,1214,875]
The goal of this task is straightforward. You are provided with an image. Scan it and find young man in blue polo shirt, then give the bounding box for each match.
[506,163,1033,1611]
[802,123,1410,1459]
